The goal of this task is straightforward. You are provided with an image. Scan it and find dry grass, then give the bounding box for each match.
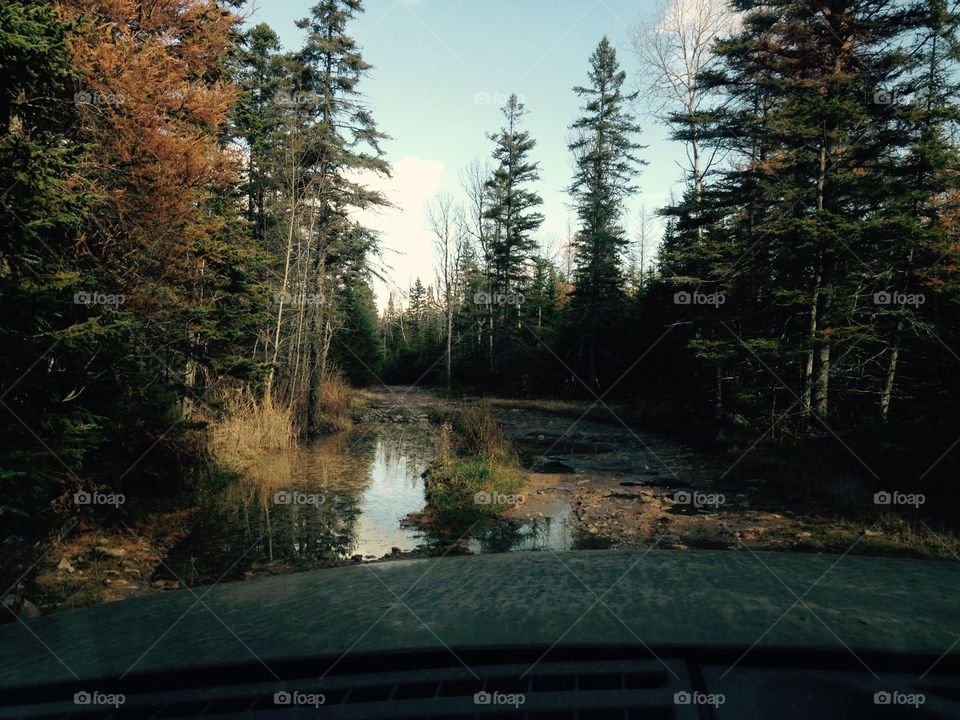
[314,370,353,434]
[319,370,351,417]
[454,402,512,460]
[209,387,297,470]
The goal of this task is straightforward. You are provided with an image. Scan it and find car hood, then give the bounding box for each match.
[0,548,957,690]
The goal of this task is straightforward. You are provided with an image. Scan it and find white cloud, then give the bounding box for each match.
[350,155,445,310]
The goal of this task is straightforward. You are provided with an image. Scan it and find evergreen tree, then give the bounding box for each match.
[483,94,544,370]
[484,95,545,291]
[234,23,284,243]
[567,37,646,388]
[293,0,391,431]
[332,281,383,385]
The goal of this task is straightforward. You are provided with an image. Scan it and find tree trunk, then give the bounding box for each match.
[815,341,830,418]
[266,175,297,401]
[714,364,723,421]
[445,301,452,392]
[802,267,822,418]
[814,285,832,419]
[880,317,904,422]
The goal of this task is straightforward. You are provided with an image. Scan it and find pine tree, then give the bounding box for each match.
[293,0,391,432]
[483,94,544,370]
[234,23,284,243]
[868,0,960,423]
[567,37,646,388]
[484,94,544,291]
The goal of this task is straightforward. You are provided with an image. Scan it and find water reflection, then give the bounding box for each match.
[165,425,436,583]
[165,423,585,584]
[466,505,575,553]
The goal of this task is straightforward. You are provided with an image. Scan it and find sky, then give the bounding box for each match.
[244,0,689,309]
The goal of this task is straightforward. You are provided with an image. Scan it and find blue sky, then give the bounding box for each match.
[244,0,687,307]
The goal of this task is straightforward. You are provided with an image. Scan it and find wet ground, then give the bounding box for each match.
[16,388,952,616]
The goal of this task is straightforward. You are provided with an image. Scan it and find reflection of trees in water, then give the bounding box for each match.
[165,425,438,582]
[209,433,375,567]
[475,517,557,552]
[357,424,435,483]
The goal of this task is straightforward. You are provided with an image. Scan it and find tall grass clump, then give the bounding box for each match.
[424,404,527,531]
[209,387,297,470]
[313,370,353,434]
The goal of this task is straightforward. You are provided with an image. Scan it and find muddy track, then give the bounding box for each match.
[365,387,889,556]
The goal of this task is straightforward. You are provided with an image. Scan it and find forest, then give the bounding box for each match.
[2,0,960,565]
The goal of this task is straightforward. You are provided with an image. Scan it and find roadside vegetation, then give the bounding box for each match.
[423,406,527,535]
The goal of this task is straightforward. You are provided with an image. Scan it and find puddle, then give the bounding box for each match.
[162,425,436,582]
[162,407,725,583]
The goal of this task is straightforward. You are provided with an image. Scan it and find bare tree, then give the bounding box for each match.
[632,0,739,199]
[460,158,495,369]
[428,193,462,392]
[630,204,655,291]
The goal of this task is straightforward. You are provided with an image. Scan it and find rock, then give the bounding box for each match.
[121,560,140,575]
[587,525,599,535]
[57,557,75,574]
[532,458,575,473]
[390,547,401,555]
[20,599,41,618]
[95,546,126,559]
[351,554,363,563]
